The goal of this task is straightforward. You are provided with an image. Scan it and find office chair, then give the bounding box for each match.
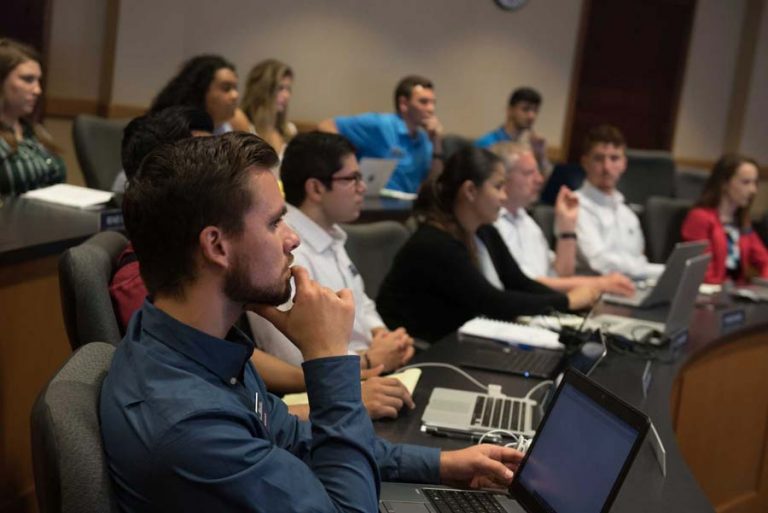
[30,342,119,513]
[674,167,708,201]
[620,149,676,208]
[643,196,693,263]
[59,231,129,350]
[343,221,411,298]
[72,115,129,191]
[530,204,556,249]
[441,134,474,161]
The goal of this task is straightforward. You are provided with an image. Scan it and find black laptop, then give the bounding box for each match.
[380,368,650,513]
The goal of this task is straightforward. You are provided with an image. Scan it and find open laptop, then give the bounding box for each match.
[359,158,398,197]
[602,241,706,308]
[459,322,604,379]
[588,253,710,344]
[382,369,650,513]
[422,331,607,439]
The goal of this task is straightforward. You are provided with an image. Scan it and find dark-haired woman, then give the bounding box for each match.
[0,38,65,195]
[376,147,599,343]
[151,55,239,135]
[682,154,768,284]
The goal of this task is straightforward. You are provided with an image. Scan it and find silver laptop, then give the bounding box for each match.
[382,369,650,513]
[421,332,607,440]
[360,158,398,197]
[588,253,710,343]
[602,241,706,308]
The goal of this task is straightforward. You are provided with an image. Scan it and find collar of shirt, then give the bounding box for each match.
[140,299,254,385]
[394,113,426,140]
[286,204,347,254]
[580,180,625,209]
[499,206,527,224]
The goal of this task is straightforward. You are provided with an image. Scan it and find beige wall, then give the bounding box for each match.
[46,0,764,165]
[46,0,106,100]
[739,2,768,164]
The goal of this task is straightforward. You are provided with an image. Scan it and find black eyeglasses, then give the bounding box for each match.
[330,172,364,185]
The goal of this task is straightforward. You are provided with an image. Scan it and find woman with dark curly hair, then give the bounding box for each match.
[150,55,239,134]
[0,38,66,195]
[682,153,768,284]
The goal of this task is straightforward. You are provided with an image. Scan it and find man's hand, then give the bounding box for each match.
[361,376,415,419]
[566,285,601,311]
[554,186,579,233]
[597,273,636,297]
[366,327,415,372]
[422,115,443,142]
[440,445,525,489]
[250,266,354,361]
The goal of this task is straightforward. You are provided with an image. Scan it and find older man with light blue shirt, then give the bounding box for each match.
[318,75,443,195]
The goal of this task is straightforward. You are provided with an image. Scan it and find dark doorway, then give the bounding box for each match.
[564,0,697,162]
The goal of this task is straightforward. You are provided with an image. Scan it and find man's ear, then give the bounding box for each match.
[397,95,408,116]
[199,226,230,270]
[304,177,327,203]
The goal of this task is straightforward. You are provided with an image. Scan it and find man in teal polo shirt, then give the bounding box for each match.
[318,75,444,195]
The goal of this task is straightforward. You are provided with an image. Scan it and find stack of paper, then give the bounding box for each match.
[23,184,113,209]
[458,317,563,350]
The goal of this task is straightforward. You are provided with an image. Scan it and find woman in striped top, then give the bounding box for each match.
[0,38,66,195]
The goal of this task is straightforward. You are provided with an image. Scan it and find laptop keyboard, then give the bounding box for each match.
[471,395,525,432]
[422,488,507,513]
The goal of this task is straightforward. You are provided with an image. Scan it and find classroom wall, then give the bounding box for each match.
[45,0,765,163]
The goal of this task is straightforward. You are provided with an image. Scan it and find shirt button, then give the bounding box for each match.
[229,377,237,385]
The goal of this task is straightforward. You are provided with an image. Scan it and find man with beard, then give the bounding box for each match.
[574,125,663,279]
[100,132,523,512]
[318,75,443,195]
[476,87,551,174]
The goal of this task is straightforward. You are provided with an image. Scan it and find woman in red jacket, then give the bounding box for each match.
[681,154,768,284]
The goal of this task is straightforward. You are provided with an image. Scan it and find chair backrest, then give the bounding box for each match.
[620,149,676,207]
[31,342,119,513]
[343,221,411,298]
[643,196,693,263]
[442,134,474,161]
[72,115,129,191]
[539,163,585,205]
[59,231,129,350]
[530,204,556,249]
[674,167,709,201]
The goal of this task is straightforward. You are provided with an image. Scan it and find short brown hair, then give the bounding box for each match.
[123,132,278,297]
[582,124,626,156]
[394,75,433,112]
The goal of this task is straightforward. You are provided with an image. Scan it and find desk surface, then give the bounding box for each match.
[0,196,102,265]
[375,299,768,512]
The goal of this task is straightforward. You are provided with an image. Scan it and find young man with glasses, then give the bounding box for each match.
[248,131,416,419]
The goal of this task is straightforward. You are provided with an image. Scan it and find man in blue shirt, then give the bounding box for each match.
[100,132,523,512]
[476,87,551,174]
[318,75,444,195]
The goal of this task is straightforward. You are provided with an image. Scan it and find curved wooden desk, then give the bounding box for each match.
[375,301,768,512]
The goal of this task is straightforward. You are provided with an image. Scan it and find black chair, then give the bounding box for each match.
[619,149,676,208]
[343,221,411,298]
[643,196,693,263]
[539,163,585,205]
[441,134,474,161]
[530,204,556,249]
[72,115,129,191]
[31,342,119,513]
[59,231,129,350]
[674,168,709,201]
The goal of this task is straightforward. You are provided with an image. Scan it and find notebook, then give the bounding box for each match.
[281,368,421,407]
[602,241,706,308]
[382,369,650,513]
[588,253,710,343]
[422,331,607,440]
[458,318,564,350]
[359,158,398,197]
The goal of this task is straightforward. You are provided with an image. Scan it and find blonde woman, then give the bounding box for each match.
[232,59,296,155]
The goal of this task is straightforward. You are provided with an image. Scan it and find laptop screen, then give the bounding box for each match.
[515,382,639,512]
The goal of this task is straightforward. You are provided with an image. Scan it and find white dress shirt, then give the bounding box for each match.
[494,207,555,279]
[247,205,385,365]
[575,182,662,279]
